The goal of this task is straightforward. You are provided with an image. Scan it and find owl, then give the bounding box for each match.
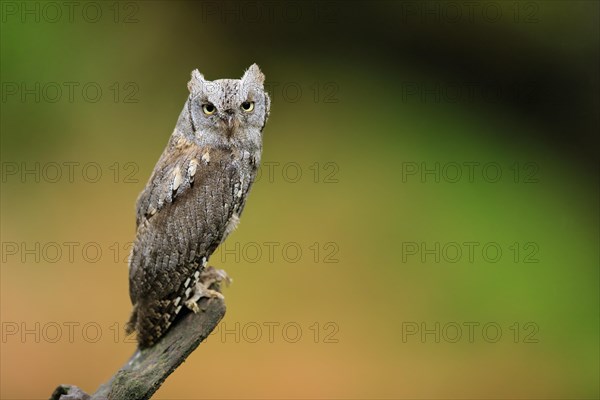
[126,64,270,348]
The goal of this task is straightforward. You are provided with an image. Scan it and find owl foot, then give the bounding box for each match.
[184,267,231,313]
[184,283,224,313]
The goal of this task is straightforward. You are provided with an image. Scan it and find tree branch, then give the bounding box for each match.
[51,296,226,400]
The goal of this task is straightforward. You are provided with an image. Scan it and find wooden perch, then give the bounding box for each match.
[50,297,226,400]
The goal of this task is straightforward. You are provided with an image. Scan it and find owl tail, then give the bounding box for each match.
[129,299,177,348]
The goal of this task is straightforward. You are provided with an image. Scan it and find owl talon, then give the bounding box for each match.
[184,269,229,313]
[185,299,200,313]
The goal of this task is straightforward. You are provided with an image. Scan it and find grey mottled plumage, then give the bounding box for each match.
[126,64,270,348]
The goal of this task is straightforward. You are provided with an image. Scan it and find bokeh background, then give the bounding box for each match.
[1,1,598,399]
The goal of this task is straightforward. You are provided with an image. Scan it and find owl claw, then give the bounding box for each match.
[184,267,230,313]
[184,285,223,313]
[185,299,200,313]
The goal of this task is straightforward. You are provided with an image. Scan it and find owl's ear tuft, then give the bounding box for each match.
[241,64,265,87]
[188,69,205,94]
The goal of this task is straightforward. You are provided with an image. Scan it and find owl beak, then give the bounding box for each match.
[224,115,234,128]
[220,110,236,132]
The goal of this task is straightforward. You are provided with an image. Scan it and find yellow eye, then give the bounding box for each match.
[241,101,254,112]
[202,104,216,115]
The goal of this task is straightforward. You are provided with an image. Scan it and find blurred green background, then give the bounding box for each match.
[1,1,598,399]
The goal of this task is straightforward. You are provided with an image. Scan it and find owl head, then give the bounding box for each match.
[185,64,270,149]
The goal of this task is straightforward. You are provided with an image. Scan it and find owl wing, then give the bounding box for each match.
[134,135,203,229]
[128,136,243,347]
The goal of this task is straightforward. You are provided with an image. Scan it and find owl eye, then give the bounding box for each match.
[241,101,254,112]
[202,103,216,115]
